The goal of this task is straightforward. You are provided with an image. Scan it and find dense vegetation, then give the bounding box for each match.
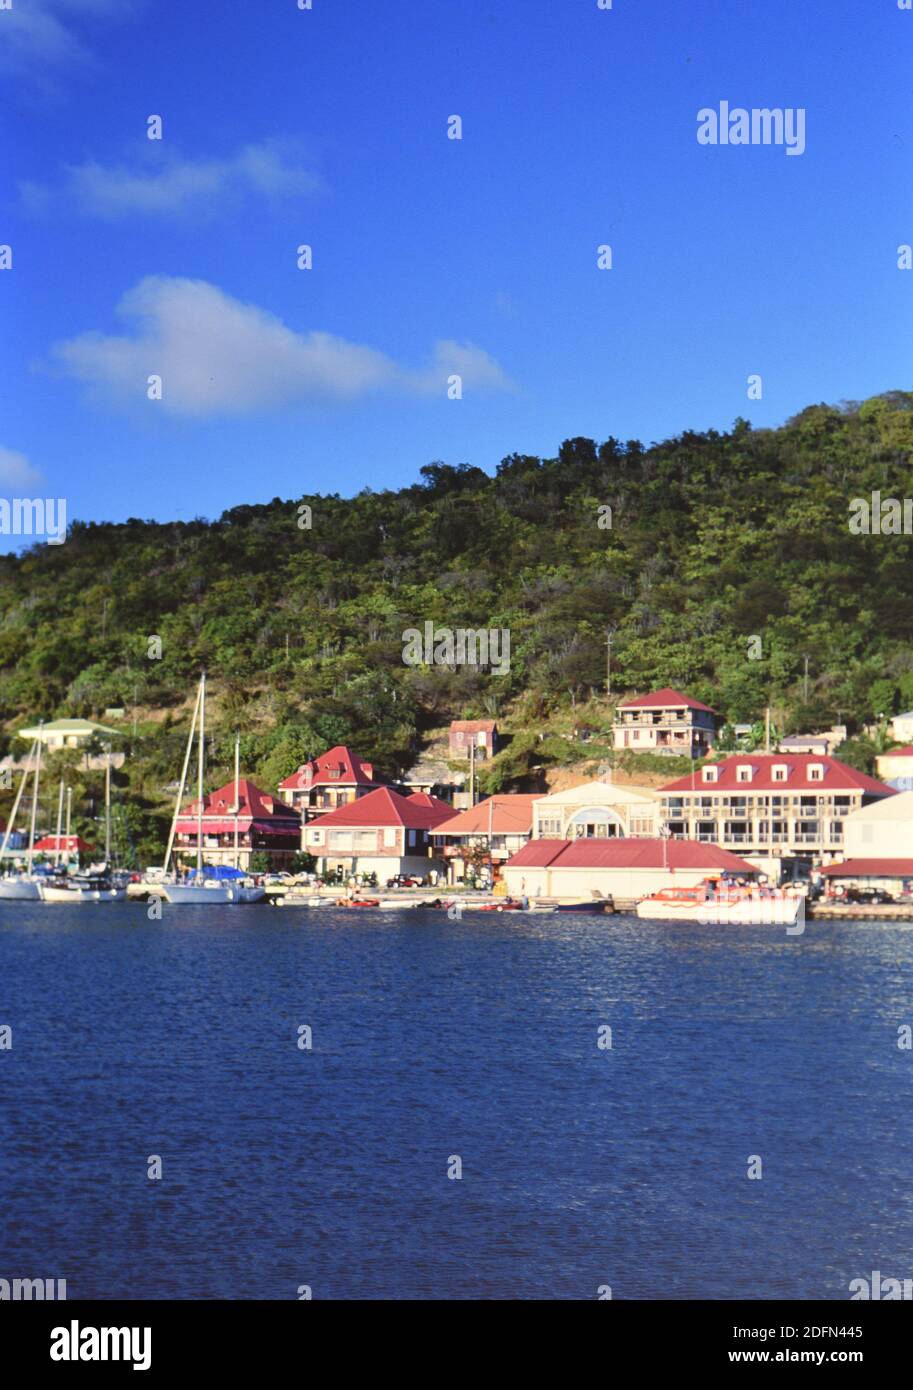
[2,391,912,858]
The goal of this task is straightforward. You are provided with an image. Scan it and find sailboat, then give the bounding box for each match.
[0,734,44,900]
[157,674,236,905]
[39,762,126,903]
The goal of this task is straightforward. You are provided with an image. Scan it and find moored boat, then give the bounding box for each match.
[636,879,801,926]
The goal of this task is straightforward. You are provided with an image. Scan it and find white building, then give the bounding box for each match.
[532,778,659,840]
[819,791,913,897]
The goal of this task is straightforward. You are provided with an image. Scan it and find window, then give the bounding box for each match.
[309,829,323,845]
[702,766,718,783]
[808,764,825,782]
[772,765,787,783]
[736,765,753,783]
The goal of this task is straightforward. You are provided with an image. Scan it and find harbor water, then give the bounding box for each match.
[1,902,911,1299]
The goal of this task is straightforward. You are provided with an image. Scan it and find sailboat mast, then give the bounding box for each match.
[197,672,205,879]
[163,677,203,873]
[234,731,240,868]
[0,738,37,863]
[54,780,64,867]
[65,788,72,865]
[104,756,112,865]
[27,723,43,876]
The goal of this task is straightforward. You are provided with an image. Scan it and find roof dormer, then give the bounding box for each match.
[736,764,754,783]
[771,763,788,783]
[807,763,825,782]
[702,765,719,783]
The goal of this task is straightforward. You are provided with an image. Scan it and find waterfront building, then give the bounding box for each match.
[278,746,385,822]
[449,719,498,760]
[174,778,301,869]
[502,838,758,903]
[433,794,538,883]
[532,778,659,839]
[658,754,895,872]
[613,687,720,757]
[818,788,913,895]
[304,786,453,881]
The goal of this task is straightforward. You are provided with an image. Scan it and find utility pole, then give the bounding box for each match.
[133,684,139,740]
[605,628,615,699]
[803,655,809,705]
[765,707,771,754]
[469,740,475,806]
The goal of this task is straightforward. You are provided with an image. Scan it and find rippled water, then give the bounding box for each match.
[1,902,911,1299]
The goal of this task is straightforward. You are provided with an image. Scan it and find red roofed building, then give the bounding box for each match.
[502,837,758,903]
[614,687,720,757]
[449,719,498,761]
[175,778,301,869]
[277,746,385,824]
[433,794,538,884]
[32,834,93,858]
[658,754,895,867]
[305,786,454,881]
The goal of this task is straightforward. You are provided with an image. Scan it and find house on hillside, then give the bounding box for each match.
[449,720,498,760]
[532,779,659,840]
[433,794,538,884]
[175,778,301,869]
[613,687,720,757]
[305,787,453,881]
[277,746,384,824]
[658,754,895,875]
[13,717,125,769]
[399,757,468,808]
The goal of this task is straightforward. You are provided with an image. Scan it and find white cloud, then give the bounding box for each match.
[0,446,44,491]
[50,276,514,417]
[0,0,136,80]
[22,141,322,219]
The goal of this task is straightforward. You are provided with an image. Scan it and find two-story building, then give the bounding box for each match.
[433,794,538,884]
[613,687,720,757]
[658,754,895,875]
[305,786,453,881]
[175,778,302,870]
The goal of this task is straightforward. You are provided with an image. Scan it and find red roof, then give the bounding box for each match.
[882,746,913,758]
[32,834,93,852]
[311,786,453,830]
[506,838,757,873]
[450,720,497,733]
[618,687,716,713]
[820,859,913,877]
[278,746,379,792]
[178,778,300,829]
[435,795,538,837]
[660,754,895,796]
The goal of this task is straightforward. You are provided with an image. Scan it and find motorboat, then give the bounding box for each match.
[636,879,802,926]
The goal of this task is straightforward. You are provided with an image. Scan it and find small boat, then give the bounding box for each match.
[40,870,126,903]
[335,897,380,909]
[636,879,801,926]
[475,898,525,912]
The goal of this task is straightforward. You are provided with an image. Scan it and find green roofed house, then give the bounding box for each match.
[17,718,122,750]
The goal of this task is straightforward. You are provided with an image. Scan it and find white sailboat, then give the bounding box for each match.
[159,674,235,905]
[0,734,43,900]
[39,763,126,903]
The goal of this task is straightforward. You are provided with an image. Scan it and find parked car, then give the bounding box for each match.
[385,874,425,888]
[844,886,893,905]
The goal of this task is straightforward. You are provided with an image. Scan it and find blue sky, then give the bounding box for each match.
[1,0,910,542]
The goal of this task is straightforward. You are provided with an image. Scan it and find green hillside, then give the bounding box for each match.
[2,392,912,859]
